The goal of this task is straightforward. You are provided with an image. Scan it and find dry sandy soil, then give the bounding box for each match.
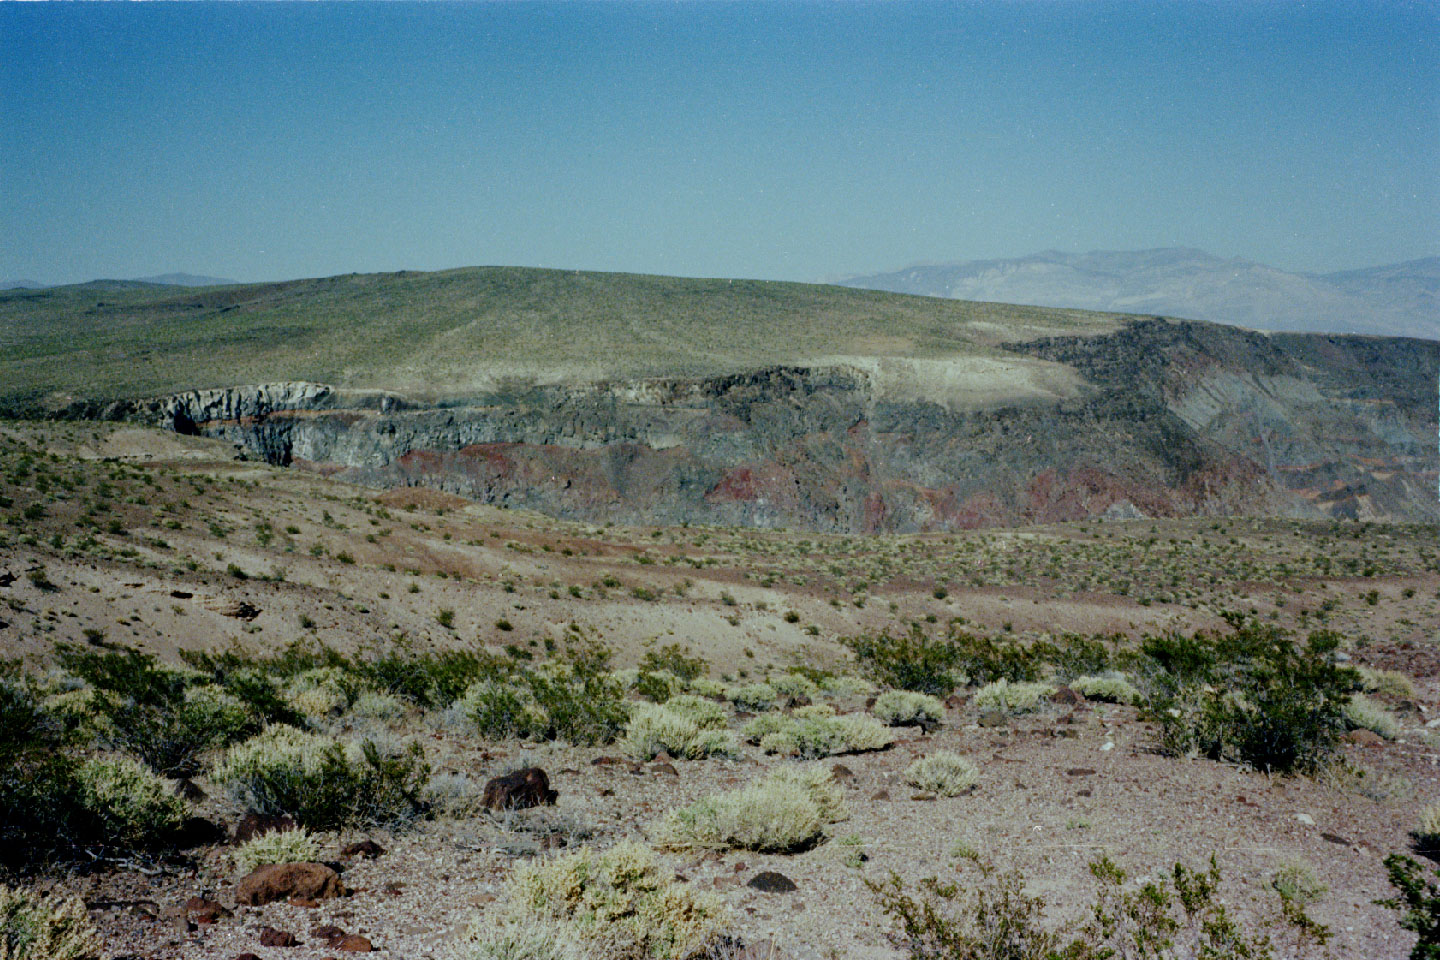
[2,422,1437,959]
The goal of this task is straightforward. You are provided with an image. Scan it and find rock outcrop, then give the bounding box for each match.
[84,319,1438,531]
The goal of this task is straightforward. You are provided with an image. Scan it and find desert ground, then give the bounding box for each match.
[2,420,1437,959]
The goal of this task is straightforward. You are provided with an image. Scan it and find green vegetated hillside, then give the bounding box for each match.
[0,266,1123,410]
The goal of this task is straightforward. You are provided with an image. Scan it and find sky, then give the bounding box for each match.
[1,1,1436,286]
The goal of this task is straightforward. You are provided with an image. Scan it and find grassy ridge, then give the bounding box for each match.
[0,266,1122,408]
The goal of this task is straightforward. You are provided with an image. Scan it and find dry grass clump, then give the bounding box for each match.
[1069,674,1140,705]
[903,752,980,796]
[232,826,325,875]
[1343,694,1401,740]
[654,765,846,854]
[872,690,943,727]
[1414,802,1440,852]
[1357,666,1416,699]
[619,701,737,762]
[458,841,730,960]
[75,756,187,849]
[0,885,102,960]
[973,679,1056,715]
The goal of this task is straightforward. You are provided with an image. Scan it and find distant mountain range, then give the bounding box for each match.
[839,248,1437,340]
[1,272,236,291]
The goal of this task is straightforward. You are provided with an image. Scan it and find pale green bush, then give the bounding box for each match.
[741,713,789,743]
[660,695,729,730]
[727,682,777,711]
[212,724,429,829]
[820,675,877,699]
[792,703,836,720]
[654,766,847,854]
[1344,694,1401,740]
[75,756,187,849]
[769,673,819,705]
[687,678,728,700]
[1415,802,1440,849]
[973,679,1056,714]
[0,885,101,960]
[233,826,325,874]
[872,690,943,727]
[499,841,730,959]
[619,703,736,762]
[284,667,355,720]
[452,918,582,960]
[903,753,979,796]
[1358,666,1416,699]
[777,713,893,758]
[350,690,406,721]
[1069,674,1141,705]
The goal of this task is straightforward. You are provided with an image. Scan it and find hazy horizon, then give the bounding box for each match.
[3,2,1436,286]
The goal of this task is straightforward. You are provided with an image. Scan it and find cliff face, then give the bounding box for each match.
[94,320,1438,531]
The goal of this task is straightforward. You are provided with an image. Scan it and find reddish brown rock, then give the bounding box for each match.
[652,761,679,777]
[830,764,855,783]
[313,924,348,944]
[335,935,374,952]
[259,926,299,947]
[1345,729,1384,746]
[235,863,347,907]
[184,897,230,924]
[1051,686,1082,705]
[341,840,386,860]
[481,767,557,810]
[233,812,297,845]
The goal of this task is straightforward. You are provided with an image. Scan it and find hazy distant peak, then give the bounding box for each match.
[840,249,1437,340]
[134,273,237,287]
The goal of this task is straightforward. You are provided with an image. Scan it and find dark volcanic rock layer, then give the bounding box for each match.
[90,320,1438,531]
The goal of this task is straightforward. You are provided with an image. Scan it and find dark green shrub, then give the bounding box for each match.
[1378,855,1440,960]
[1044,635,1113,682]
[844,626,964,695]
[58,645,265,776]
[639,643,707,683]
[360,649,499,708]
[459,641,627,746]
[1140,623,1355,774]
[950,633,1042,686]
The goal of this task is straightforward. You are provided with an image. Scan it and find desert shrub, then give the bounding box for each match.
[453,918,582,960]
[1358,666,1416,699]
[820,674,878,700]
[427,771,486,818]
[75,756,187,850]
[496,841,731,959]
[871,852,1330,960]
[950,633,1043,686]
[212,725,429,829]
[687,678,728,699]
[656,694,729,730]
[903,753,979,796]
[350,690,406,722]
[769,672,819,706]
[655,765,846,854]
[619,703,736,762]
[476,643,627,746]
[1344,694,1401,740]
[1415,803,1440,855]
[741,712,789,744]
[727,682,777,711]
[233,826,324,875]
[358,649,500,708]
[755,712,893,758]
[0,674,89,870]
[972,679,1055,715]
[1045,635,1114,682]
[56,645,265,775]
[639,644,708,684]
[635,670,684,704]
[845,626,964,695]
[1271,860,1327,909]
[1141,623,1356,774]
[0,885,101,960]
[1069,673,1140,705]
[873,691,944,727]
[1378,855,1440,960]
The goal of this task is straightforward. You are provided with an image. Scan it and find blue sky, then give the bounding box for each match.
[2,1,1435,284]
